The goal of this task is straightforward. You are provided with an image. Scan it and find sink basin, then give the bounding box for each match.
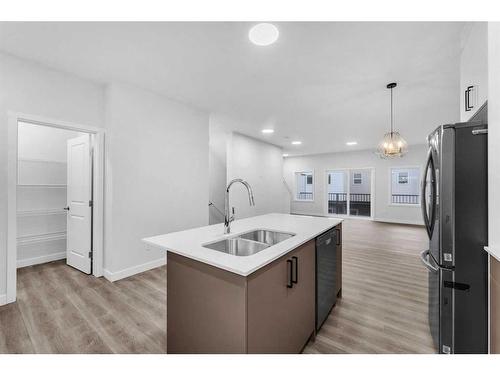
[202,229,296,256]
[203,237,270,256]
[239,229,295,245]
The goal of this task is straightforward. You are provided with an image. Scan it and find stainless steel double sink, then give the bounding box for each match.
[203,229,296,256]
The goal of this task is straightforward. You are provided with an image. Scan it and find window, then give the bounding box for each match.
[353,173,362,184]
[391,167,420,205]
[295,171,314,201]
[398,172,409,184]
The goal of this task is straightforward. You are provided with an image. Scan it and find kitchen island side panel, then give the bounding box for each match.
[167,252,247,353]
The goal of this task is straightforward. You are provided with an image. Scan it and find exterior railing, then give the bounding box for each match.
[297,192,313,200]
[391,194,419,204]
[327,193,371,202]
[327,193,371,216]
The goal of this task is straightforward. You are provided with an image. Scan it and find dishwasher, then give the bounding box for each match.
[316,228,337,331]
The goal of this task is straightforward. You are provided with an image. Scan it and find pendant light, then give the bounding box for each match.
[376,82,408,158]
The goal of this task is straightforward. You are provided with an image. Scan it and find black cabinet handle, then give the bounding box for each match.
[292,256,298,284]
[335,228,341,245]
[444,281,470,291]
[286,259,293,288]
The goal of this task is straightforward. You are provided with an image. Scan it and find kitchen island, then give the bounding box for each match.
[143,213,343,353]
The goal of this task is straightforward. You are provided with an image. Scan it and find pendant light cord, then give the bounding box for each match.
[390,86,394,137]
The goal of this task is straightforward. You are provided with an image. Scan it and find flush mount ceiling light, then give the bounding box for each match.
[346,141,358,146]
[248,23,279,46]
[282,153,289,157]
[376,82,408,159]
[261,129,274,134]
[291,141,302,145]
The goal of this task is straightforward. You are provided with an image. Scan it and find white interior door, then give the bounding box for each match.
[66,134,92,274]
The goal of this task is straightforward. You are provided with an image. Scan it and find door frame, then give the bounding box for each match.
[324,167,375,220]
[6,112,105,304]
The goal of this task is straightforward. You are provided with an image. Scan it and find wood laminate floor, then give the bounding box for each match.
[0,219,434,354]
[0,260,166,353]
[304,219,435,354]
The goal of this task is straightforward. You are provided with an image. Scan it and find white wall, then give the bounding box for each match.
[284,144,428,225]
[18,123,83,162]
[0,52,105,300]
[226,132,289,220]
[103,83,209,279]
[1,52,212,301]
[208,116,228,224]
[209,114,290,224]
[460,22,488,122]
[488,23,500,260]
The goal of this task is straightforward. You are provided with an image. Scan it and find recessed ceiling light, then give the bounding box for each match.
[282,153,289,157]
[249,23,279,46]
[261,129,274,134]
[291,141,302,145]
[346,141,358,146]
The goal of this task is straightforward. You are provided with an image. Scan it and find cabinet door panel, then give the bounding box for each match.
[286,241,316,351]
[247,240,315,353]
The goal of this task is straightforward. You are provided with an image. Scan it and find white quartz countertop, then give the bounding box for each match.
[142,213,343,276]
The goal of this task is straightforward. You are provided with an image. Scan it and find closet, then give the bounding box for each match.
[16,122,80,268]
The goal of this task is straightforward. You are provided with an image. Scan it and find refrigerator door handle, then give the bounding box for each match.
[420,249,439,273]
[421,148,437,238]
[421,148,431,236]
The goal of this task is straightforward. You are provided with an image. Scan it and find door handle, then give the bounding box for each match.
[63,206,70,211]
[421,149,431,235]
[292,256,298,284]
[420,250,439,273]
[286,259,293,288]
[444,281,470,291]
[472,128,488,136]
[421,148,436,238]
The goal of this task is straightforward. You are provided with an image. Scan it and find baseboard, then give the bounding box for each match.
[17,252,66,268]
[103,257,166,282]
[374,217,424,226]
[0,294,6,306]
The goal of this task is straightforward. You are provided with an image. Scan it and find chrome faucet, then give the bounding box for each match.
[224,179,255,234]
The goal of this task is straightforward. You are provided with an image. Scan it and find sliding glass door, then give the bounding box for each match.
[327,171,348,215]
[327,168,373,218]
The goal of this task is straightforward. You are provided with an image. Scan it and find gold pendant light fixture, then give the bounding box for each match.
[376,82,408,158]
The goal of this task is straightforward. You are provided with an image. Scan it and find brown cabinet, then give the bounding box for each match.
[167,238,319,353]
[247,240,315,353]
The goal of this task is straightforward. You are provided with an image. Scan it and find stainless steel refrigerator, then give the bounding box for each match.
[420,103,488,354]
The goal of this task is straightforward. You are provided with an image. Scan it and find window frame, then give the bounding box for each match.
[294,170,315,202]
[389,166,422,207]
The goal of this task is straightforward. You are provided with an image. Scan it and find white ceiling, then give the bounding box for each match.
[0,22,464,155]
